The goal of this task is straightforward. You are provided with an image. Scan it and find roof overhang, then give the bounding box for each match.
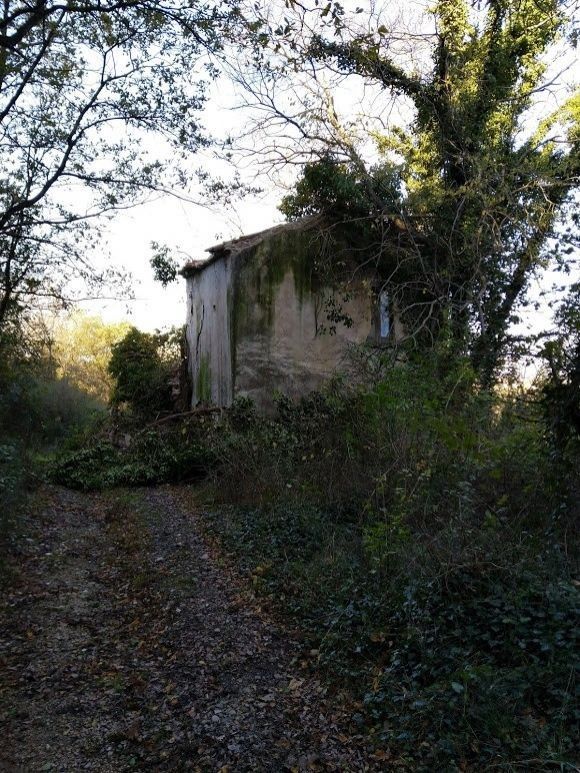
[179,215,324,278]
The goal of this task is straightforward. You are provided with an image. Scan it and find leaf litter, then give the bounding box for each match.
[0,486,381,771]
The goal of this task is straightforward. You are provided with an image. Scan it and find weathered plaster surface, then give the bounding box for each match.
[186,225,382,410]
[235,271,372,409]
[185,256,234,407]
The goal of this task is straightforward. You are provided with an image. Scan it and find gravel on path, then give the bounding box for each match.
[0,486,377,772]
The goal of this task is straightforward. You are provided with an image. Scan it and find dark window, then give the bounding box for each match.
[379,289,390,338]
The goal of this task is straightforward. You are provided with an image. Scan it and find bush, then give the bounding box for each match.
[197,355,579,769]
[0,441,26,554]
[541,281,580,450]
[0,361,105,568]
[108,327,173,417]
[362,570,579,768]
[0,370,104,445]
[211,388,364,508]
[50,425,217,491]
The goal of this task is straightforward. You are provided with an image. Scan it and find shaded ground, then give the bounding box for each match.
[0,486,378,772]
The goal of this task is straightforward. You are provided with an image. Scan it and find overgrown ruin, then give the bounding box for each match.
[182,217,400,410]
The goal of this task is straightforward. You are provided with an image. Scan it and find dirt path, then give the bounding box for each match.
[0,487,376,772]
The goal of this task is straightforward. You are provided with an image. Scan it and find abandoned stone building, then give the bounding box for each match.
[181,216,402,410]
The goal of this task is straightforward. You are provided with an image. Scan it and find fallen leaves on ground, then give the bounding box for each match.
[0,486,380,771]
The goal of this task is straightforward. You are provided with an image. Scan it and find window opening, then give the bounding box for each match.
[379,289,390,338]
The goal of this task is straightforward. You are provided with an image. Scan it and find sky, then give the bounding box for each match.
[77,0,579,338]
[80,70,289,333]
[86,187,282,332]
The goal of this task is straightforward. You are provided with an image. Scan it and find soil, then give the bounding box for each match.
[0,486,379,772]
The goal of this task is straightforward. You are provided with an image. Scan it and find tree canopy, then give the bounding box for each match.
[237,0,579,383]
[0,0,238,343]
[51,312,131,401]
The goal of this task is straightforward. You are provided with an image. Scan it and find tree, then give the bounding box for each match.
[0,0,237,340]
[52,312,131,401]
[542,281,580,445]
[108,326,171,416]
[235,0,579,384]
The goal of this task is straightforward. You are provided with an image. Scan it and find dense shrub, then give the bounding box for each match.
[0,441,26,555]
[196,355,579,770]
[0,358,105,566]
[363,571,579,768]
[203,498,578,768]
[50,425,217,491]
[0,370,103,445]
[108,327,173,417]
[541,282,580,451]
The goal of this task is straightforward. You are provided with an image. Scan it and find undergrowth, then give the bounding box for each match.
[50,354,579,770]
[199,359,579,771]
[50,424,216,490]
[0,367,104,567]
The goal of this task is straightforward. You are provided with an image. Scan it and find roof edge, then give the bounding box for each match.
[180,214,324,278]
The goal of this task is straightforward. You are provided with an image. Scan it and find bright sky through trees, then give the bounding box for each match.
[75,0,579,338]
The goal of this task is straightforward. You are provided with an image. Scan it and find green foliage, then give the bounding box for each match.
[150,243,179,287]
[50,442,121,491]
[211,388,358,507]
[228,395,258,431]
[0,342,106,562]
[279,156,400,222]
[541,282,580,449]
[50,425,217,491]
[363,572,578,768]
[0,441,25,552]
[108,327,173,417]
[203,493,578,767]
[0,360,104,447]
[52,312,131,402]
[198,357,578,769]
[44,329,579,768]
[275,0,579,384]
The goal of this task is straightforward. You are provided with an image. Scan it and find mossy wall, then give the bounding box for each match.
[186,225,377,410]
[186,256,234,407]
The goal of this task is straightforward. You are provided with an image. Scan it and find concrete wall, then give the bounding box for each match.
[233,266,372,410]
[185,256,234,408]
[185,227,382,410]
